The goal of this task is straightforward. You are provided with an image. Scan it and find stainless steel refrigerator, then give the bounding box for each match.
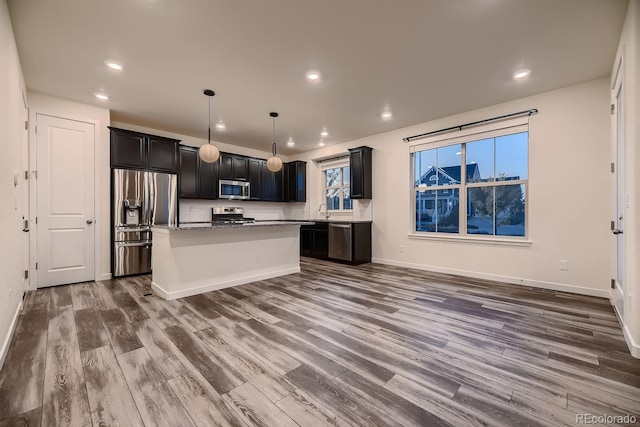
[112,169,177,277]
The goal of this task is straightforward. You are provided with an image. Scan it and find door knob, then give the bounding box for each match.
[86,219,93,225]
[612,229,623,235]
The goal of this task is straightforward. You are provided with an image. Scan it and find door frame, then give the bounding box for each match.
[20,87,30,296]
[610,53,625,321]
[28,108,103,289]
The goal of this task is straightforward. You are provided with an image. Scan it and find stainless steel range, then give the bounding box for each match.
[212,207,255,224]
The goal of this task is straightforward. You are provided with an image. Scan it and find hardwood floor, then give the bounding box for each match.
[1,257,638,426]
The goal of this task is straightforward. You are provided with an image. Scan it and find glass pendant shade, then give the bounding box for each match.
[266,155,282,172]
[199,88,220,163]
[199,143,220,163]
[266,112,283,172]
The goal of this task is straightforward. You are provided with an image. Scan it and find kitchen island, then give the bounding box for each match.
[151,221,312,300]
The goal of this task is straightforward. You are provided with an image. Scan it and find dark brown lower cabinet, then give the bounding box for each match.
[301,221,371,264]
[300,223,328,259]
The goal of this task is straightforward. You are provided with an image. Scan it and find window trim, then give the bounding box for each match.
[410,117,529,241]
[320,157,352,212]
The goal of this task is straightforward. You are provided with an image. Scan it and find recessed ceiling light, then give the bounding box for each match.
[306,71,321,82]
[381,110,393,120]
[318,142,325,147]
[320,129,329,137]
[215,121,226,131]
[105,61,123,71]
[94,93,109,101]
[286,137,295,147]
[513,69,531,80]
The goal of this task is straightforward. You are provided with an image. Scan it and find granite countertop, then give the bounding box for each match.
[293,218,373,224]
[154,220,315,231]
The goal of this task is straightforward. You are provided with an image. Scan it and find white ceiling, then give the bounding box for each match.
[8,0,628,154]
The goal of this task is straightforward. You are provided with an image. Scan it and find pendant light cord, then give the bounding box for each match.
[272,117,277,156]
[208,96,211,145]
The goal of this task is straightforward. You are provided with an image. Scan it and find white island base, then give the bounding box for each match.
[151,224,303,300]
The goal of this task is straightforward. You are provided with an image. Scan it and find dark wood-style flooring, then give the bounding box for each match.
[0,258,638,426]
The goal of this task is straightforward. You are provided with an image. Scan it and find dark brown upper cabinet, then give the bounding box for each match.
[109,127,179,173]
[261,166,284,202]
[147,135,179,173]
[285,161,306,202]
[178,146,199,198]
[232,156,249,181]
[248,158,263,200]
[219,153,249,181]
[349,146,373,199]
[179,145,219,200]
[110,128,146,170]
[198,154,219,199]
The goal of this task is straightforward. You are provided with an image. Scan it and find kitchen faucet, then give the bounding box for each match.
[318,203,331,219]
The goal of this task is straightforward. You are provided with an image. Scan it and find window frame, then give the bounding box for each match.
[409,118,530,244]
[320,157,352,212]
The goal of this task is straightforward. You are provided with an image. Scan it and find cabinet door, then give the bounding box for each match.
[198,157,218,199]
[110,128,146,169]
[219,153,233,181]
[248,159,262,200]
[312,230,329,259]
[274,167,284,201]
[284,161,306,202]
[232,156,249,181]
[284,163,294,202]
[147,136,178,173]
[261,166,276,201]
[349,146,372,199]
[179,146,199,198]
[300,227,313,256]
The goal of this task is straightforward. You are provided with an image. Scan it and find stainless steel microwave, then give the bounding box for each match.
[219,179,250,200]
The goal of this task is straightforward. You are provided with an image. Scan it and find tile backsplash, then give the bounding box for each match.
[179,199,372,223]
[179,199,309,222]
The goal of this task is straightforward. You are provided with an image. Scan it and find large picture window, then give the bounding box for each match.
[412,123,528,238]
[322,158,352,211]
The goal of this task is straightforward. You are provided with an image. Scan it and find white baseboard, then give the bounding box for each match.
[371,258,610,298]
[151,266,301,300]
[97,273,112,282]
[622,323,640,359]
[0,301,23,371]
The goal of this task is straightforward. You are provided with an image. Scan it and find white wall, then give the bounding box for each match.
[27,92,111,281]
[110,122,308,222]
[0,0,27,367]
[293,78,612,298]
[613,0,640,357]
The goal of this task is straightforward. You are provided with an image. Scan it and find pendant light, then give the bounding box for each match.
[199,89,220,163]
[266,112,283,172]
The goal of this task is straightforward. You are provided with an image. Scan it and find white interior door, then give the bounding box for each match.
[36,114,95,287]
[611,60,624,319]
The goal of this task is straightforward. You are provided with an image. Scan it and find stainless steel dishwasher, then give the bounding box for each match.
[328,223,352,261]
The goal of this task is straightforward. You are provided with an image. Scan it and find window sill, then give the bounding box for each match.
[408,233,532,247]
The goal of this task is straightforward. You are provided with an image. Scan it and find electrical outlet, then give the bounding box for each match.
[400,245,405,253]
[560,260,568,271]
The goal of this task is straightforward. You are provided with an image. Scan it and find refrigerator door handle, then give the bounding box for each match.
[144,171,154,226]
[115,241,152,247]
[115,226,151,232]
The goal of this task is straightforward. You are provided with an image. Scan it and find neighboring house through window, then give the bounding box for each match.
[321,157,352,211]
[411,117,528,238]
